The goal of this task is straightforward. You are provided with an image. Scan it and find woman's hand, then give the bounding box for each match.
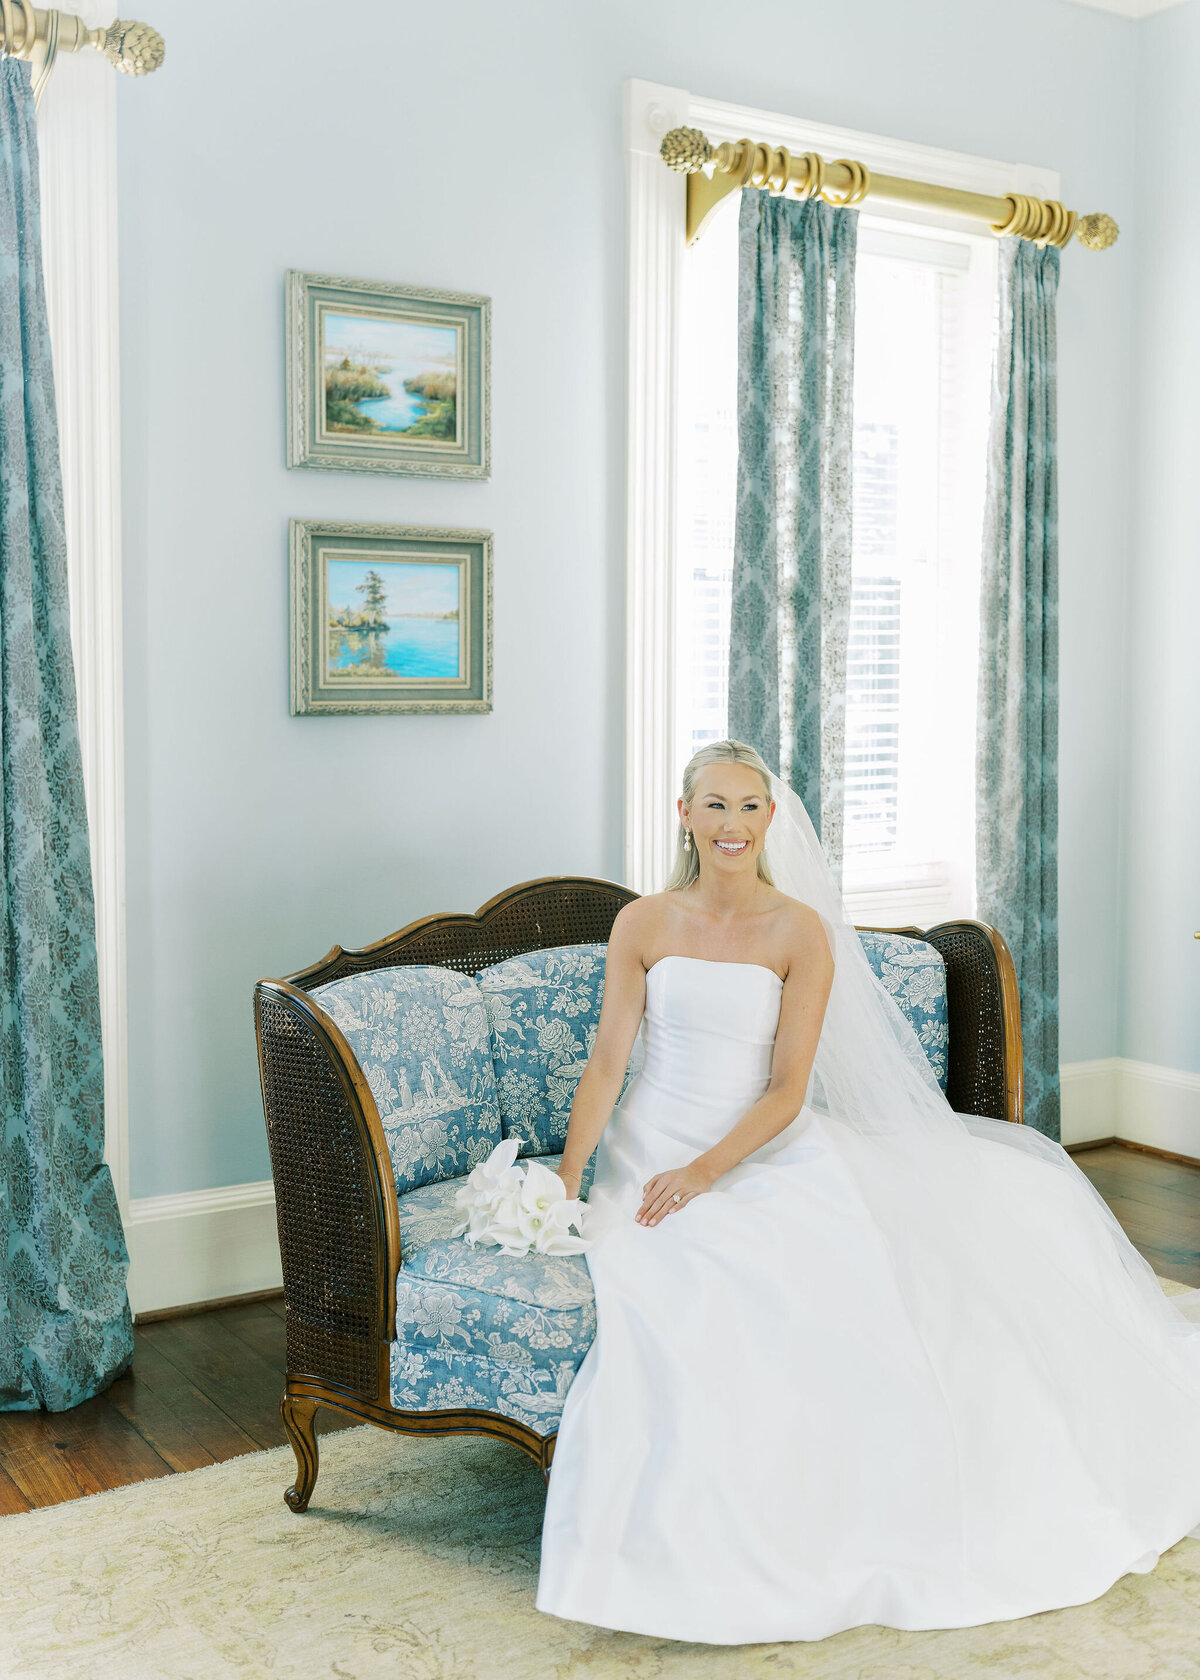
[636,1160,717,1227]
[555,1165,583,1200]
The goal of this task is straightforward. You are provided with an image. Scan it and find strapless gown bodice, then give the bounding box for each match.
[536,957,1200,1646]
[634,955,783,1139]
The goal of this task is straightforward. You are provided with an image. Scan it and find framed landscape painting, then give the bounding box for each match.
[290,520,493,715]
[286,271,490,479]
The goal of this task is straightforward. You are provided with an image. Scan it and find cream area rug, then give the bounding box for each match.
[3,1281,1200,1680]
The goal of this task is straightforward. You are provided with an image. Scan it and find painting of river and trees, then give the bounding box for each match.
[326,557,462,683]
[288,273,489,479]
[323,312,459,443]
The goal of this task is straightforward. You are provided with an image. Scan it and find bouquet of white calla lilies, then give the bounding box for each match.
[451,1137,589,1256]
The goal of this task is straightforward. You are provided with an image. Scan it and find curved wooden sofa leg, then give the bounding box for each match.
[281,1394,319,1512]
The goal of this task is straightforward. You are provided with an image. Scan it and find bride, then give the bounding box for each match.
[535,738,1200,1645]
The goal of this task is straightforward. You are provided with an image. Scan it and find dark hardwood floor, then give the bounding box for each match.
[1072,1141,1200,1288]
[1,1140,1197,1518]
[0,1294,355,1517]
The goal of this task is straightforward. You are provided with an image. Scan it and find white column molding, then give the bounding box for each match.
[37,42,129,1212]
[623,79,687,894]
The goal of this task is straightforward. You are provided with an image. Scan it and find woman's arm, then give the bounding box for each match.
[636,909,834,1226]
[555,903,651,1196]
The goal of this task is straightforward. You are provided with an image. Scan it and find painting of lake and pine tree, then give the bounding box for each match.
[326,558,462,681]
[322,312,459,442]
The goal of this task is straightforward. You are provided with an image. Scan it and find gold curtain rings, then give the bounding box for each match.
[733,142,824,201]
[822,158,872,208]
[728,142,868,210]
[759,144,803,198]
[1038,201,1078,249]
[992,194,1078,249]
[767,146,792,195]
[796,152,826,200]
[0,0,19,54]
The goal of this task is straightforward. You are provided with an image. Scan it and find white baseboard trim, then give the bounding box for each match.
[1061,1057,1200,1160]
[125,1181,281,1318]
[1060,1057,1122,1146]
[1109,1058,1200,1161]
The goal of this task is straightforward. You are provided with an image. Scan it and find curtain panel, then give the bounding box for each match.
[0,58,133,1410]
[977,238,1061,1141]
[727,191,858,872]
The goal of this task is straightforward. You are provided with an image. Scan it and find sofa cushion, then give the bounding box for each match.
[310,965,502,1194]
[476,944,644,1155]
[390,1231,596,1437]
[395,1151,594,1263]
[857,931,949,1091]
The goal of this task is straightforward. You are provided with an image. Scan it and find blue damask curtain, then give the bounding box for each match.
[727,191,857,871]
[0,58,133,1409]
[977,239,1061,1141]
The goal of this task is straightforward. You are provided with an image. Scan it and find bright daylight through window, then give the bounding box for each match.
[675,197,996,924]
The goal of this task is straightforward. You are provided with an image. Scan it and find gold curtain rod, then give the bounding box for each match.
[661,127,1118,253]
[0,4,164,106]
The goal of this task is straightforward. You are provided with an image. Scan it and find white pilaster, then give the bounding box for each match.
[623,79,687,894]
[37,39,129,1212]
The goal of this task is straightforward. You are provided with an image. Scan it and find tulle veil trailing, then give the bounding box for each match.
[761,770,1200,1347]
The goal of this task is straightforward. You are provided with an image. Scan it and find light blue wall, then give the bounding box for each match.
[1122,2,1200,1075]
[117,0,1139,1197]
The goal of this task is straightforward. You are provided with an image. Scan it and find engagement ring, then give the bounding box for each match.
[672,1193,681,1203]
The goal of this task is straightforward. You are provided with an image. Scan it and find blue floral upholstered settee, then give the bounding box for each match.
[254,876,1023,1514]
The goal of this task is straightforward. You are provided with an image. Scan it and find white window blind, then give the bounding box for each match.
[675,201,996,926]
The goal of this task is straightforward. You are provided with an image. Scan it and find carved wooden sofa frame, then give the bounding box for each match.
[253,875,1023,1513]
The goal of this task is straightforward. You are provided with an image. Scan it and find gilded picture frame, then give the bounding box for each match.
[290,520,493,716]
[286,271,490,479]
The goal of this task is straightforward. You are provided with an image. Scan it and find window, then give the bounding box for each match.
[674,196,995,924]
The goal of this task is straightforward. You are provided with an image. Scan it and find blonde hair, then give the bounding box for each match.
[664,739,777,892]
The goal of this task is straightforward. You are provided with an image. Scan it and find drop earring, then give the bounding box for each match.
[683,829,692,852]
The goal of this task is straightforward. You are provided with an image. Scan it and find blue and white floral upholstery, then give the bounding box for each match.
[857,931,949,1091]
[311,965,502,1194]
[476,945,643,1155]
[390,1238,595,1436]
[394,1176,471,1261]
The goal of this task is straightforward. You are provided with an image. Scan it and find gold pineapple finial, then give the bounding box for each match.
[660,127,714,175]
[1076,212,1119,251]
[0,5,165,104]
[100,18,166,76]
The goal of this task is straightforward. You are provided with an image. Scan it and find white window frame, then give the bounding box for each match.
[623,77,1058,911]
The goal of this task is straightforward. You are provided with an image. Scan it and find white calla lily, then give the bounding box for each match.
[449,1139,589,1254]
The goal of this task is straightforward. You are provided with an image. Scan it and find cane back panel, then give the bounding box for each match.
[287,875,639,990]
[255,985,393,1399]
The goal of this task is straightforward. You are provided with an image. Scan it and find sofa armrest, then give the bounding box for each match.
[856,919,1023,1126]
[920,921,1022,1126]
[254,979,403,1405]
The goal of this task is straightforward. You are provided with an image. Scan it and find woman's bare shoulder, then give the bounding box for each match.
[624,889,679,915]
[770,893,833,970]
[608,893,674,946]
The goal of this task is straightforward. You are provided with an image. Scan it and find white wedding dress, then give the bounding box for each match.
[536,953,1200,1645]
